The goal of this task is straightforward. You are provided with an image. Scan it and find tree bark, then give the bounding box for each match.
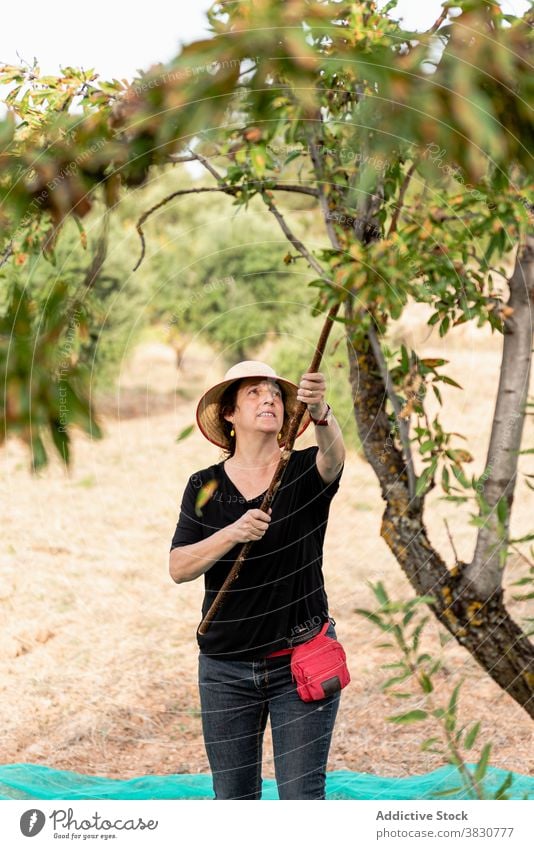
[464,236,534,596]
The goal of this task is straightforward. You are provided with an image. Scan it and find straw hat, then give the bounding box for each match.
[195,360,312,449]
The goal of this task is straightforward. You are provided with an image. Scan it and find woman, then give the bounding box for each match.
[169,360,346,799]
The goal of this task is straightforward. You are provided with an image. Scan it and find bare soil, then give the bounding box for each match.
[0,336,532,784]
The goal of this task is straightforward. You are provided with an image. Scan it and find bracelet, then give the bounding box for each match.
[310,403,331,425]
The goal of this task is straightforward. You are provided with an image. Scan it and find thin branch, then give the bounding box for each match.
[308,137,339,247]
[168,148,319,197]
[429,9,448,35]
[185,146,224,183]
[444,518,460,566]
[388,161,417,237]
[0,241,13,269]
[260,191,325,278]
[133,177,318,271]
[167,154,198,164]
[510,542,534,570]
[80,211,109,291]
[261,184,318,197]
[66,212,110,326]
[133,186,236,271]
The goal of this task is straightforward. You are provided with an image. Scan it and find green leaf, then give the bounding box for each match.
[402,609,416,627]
[432,383,443,405]
[389,709,428,724]
[382,671,412,689]
[448,682,462,717]
[31,434,48,472]
[416,458,437,496]
[411,621,428,653]
[419,439,435,453]
[450,463,470,488]
[354,609,390,631]
[421,736,442,752]
[372,581,390,607]
[283,149,303,165]
[433,786,462,798]
[439,375,463,389]
[419,673,433,693]
[464,721,481,750]
[493,772,514,800]
[496,498,508,525]
[176,424,195,442]
[50,422,70,466]
[474,743,492,783]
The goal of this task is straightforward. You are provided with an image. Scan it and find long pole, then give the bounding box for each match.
[198,302,341,635]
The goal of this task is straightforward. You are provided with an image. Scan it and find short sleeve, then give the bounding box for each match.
[170,476,204,551]
[297,446,343,503]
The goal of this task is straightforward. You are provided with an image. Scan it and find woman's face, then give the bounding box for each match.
[227,378,285,439]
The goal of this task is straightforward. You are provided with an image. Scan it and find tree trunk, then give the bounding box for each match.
[464,236,534,595]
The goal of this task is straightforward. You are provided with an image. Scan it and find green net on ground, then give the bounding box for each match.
[0,764,532,800]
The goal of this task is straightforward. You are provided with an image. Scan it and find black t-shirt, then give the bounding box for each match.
[170,446,343,660]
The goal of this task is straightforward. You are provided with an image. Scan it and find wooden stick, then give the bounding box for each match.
[198,301,340,635]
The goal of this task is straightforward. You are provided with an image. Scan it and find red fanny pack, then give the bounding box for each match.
[290,622,350,702]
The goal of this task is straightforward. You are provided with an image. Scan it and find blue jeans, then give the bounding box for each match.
[198,623,341,800]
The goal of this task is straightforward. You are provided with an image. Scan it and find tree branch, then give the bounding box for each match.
[133,186,235,271]
[388,161,417,237]
[464,235,534,597]
[308,137,339,247]
[133,176,318,271]
[0,241,13,269]
[185,146,224,183]
[428,8,448,36]
[367,323,418,502]
[259,191,325,278]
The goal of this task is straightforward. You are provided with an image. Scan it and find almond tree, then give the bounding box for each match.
[0,1,532,712]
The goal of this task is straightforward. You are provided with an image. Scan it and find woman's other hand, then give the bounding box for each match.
[229,508,272,544]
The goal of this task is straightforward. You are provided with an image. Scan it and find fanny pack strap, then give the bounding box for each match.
[266,620,331,658]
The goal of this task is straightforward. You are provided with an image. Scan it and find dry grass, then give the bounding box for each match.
[0,332,532,783]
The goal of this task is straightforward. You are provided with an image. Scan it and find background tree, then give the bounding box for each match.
[0,0,532,711]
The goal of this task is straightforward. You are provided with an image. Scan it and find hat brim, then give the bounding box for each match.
[195,373,312,449]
